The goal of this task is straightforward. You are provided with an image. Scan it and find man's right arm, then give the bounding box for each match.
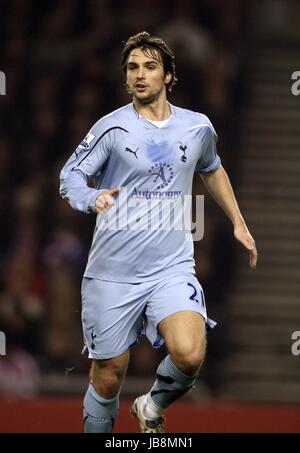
[59,124,110,214]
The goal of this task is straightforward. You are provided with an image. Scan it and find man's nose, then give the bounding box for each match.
[137,67,145,79]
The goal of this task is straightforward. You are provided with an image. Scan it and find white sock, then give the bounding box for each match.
[142,393,164,420]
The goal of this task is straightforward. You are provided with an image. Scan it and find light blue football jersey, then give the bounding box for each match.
[59,102,221,282]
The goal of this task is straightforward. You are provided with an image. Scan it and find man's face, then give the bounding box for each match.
[126,47,171,104]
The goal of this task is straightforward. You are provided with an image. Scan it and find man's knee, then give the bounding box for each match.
[90,352,129,399]
[91,369,120,398]
[171,342,206,376]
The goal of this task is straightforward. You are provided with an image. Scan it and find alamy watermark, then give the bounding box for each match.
[291,331,300,356]
[0,71,6,95]
[96,188,205,241]
[0,331,6,355]
[291,71,300,96]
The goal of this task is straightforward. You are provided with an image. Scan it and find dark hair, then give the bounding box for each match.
[121,31,177,92]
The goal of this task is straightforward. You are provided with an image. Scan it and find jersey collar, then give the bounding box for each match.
[130,101,176,119]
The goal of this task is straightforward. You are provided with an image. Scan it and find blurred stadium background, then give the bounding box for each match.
[0,0,300,432]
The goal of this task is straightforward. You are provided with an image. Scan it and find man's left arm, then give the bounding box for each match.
[200,166,258,269]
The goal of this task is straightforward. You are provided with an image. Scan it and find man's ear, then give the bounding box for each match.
[165,72,172,85]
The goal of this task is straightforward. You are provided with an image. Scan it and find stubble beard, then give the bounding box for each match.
[135,92,157,105]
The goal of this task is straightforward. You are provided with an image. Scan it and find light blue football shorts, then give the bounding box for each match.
[81,272,216,360]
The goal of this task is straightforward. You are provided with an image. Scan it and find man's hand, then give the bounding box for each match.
[234,225,258,269]
[95,188,120,214]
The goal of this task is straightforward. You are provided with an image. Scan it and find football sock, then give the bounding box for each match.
[83,383,118,433]
[149,354,196,411]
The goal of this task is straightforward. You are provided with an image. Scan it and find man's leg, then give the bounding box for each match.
[148,311,206,411]
[84,350,129,433]
[132,311,206,431]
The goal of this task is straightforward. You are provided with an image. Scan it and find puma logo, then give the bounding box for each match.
[125,147,139,159]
